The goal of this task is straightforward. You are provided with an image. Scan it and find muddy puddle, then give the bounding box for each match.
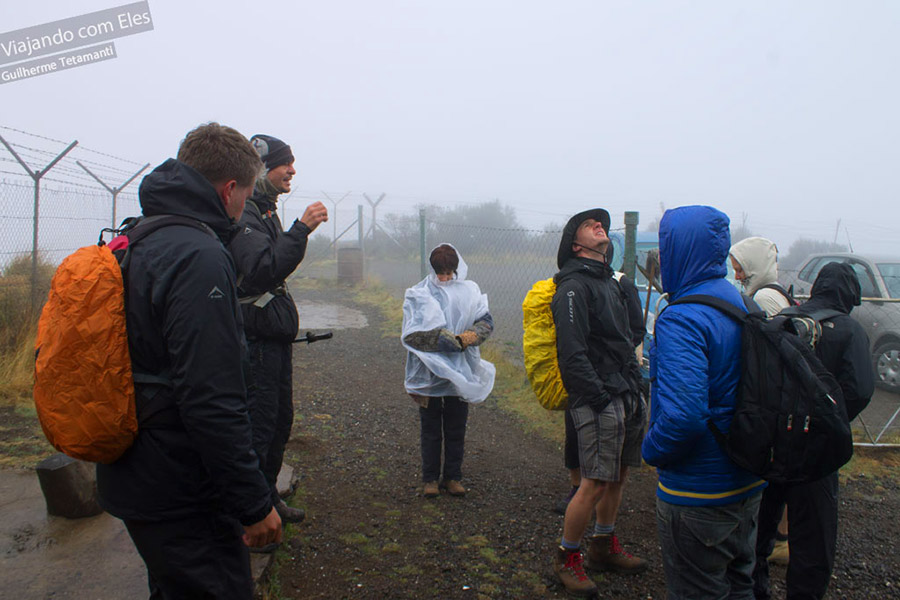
[296,301,368,330]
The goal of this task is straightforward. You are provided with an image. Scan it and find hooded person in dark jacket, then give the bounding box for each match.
[228,134,328,526]
[96,123,281,599]
[550,209,648,598]
[753,261,874,600]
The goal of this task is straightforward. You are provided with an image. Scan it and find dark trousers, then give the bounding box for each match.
[564,408,579,470]
[753,472,839,600]
[124,513,252,599]
[247,338,294,503]
[419,396,469,483]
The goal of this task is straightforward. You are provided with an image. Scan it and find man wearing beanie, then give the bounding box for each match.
[550,209,649,597]
[228,134,328,536]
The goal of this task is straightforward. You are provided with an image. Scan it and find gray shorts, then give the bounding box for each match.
[569,394,646,482]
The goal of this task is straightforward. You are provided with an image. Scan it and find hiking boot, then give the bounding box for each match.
[444,479,466,496]
[768,539,789,566]
[423,481,439,498]
[585,534,648,574]
[249,542,279,554]
[552,546,598,597]
[554,486,579,515]
[275,499,305,524]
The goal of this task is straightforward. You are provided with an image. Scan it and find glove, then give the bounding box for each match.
[457,330,479,348]
[436,328,464,353]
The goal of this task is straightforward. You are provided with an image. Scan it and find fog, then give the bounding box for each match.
[2,1,898,255]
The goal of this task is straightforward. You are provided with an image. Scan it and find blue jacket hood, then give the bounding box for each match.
[659,206,731,297]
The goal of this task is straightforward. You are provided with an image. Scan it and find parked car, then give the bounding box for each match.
[782,253,900,392]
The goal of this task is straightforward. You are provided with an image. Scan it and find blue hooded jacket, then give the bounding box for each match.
[641,206,765,506]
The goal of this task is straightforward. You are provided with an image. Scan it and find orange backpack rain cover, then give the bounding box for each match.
[33,244,137,463]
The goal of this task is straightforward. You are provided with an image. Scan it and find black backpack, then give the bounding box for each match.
[666,294,852,484]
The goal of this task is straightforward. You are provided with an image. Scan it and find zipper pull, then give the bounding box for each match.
[804,416,810,433]
[787,414,793,431]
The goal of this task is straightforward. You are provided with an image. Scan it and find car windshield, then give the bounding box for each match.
[877,263,900,299]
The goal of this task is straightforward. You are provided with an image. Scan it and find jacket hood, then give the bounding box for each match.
[804,262,861,314]
[729,236,779,294]
[659,205,731,296]
[139,159,235,238]
[557,208,611,269]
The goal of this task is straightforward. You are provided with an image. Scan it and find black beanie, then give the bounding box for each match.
[250,134,294,171]
[556,208,611,269]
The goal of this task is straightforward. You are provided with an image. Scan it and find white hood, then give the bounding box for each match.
[729,236,779,295]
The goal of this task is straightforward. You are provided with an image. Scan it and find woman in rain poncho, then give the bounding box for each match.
[401,244,495,498]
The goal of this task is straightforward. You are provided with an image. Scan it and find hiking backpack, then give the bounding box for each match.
[33,215,214,463]
[522,272,627,411]
[666,294,852,484]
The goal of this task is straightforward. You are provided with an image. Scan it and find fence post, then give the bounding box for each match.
[419,208,426,279]
[624,211,639,281]
[357,205,364,255]
[0,134,78,313]
[76,161,150,228]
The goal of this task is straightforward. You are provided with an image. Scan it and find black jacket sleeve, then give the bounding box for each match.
[836,319,875,421]
[551,279,609,409]
[229,209,311,295]
[163,243,272,525]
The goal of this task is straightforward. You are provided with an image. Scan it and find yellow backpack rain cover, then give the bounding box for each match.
[33,244,137,463]
[522,278,568,410]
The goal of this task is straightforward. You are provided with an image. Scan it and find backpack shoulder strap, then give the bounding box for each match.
[120,215,216,271]
[759,282,797,306]
[126,215,215,245]
[667,294,751,323]
[779,305,844,322]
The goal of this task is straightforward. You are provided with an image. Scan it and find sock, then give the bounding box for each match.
[775,531,789,542]
[593,523,615,537]
[561,537,580,551]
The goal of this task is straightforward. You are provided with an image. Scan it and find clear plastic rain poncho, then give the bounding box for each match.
[401,245,496,403]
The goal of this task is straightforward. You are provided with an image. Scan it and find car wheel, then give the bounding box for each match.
[874,340,900,392]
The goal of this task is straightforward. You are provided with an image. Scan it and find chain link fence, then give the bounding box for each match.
[0,125,897,446]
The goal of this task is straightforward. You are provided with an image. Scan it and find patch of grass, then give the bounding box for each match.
[371,468,388,480]
[463,535,489,549]
[479,547,501,564]
[480,343,565,446]
[381,542,402,554]
[840,446,900,485]
[394,564,422,577]
[340,532,370,546]
[353,277,403,338]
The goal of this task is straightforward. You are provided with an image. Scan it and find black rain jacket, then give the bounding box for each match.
[552,257,642,411]
[96,159,272,526]
[228,187,311,342]
[798,262,875,421]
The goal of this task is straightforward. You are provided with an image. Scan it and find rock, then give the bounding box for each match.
[34,454,103,519]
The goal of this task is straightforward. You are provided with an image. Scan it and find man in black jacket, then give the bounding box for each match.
[753,261,874,600]
[96,123,281,599]
[550,209,648,598]
[229,134,328,525]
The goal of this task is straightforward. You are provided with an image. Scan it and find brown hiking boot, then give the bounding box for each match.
[585,534,648,574]
[552,546,598,597]
[423,481,439,498]
[444,480,466,496]
[275,499,305,524]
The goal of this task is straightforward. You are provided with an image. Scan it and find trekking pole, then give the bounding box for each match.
[292,331,333,344]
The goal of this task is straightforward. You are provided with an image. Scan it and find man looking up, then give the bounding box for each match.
[550,209,649,598]
[229,134,328,530]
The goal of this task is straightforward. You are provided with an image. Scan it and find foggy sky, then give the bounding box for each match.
[2,1,898,254]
